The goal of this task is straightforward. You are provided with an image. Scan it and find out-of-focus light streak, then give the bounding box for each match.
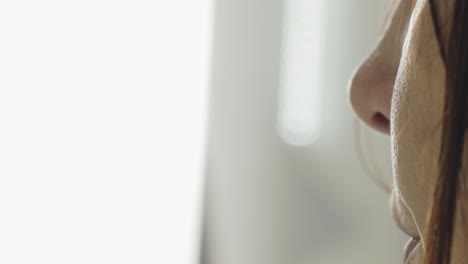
[278,0,326,146]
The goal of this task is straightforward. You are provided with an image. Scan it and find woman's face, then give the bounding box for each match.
[349,0,451,262]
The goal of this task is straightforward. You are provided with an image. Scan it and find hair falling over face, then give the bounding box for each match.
[423,0,468,263]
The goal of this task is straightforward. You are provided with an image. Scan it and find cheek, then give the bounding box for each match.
[389,0,447,237]
[390,44,445,236]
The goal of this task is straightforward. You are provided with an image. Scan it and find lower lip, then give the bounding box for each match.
[403,237,420,263]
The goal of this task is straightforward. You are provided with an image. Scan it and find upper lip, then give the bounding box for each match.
[390,196,421,263]
[390,195,420,238]
[392,210,419,238]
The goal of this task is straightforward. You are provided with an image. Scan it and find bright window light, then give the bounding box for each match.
[0,1,212,263]
[278,0,326,146]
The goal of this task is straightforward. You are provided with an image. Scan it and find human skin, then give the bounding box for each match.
[348,0,464,263]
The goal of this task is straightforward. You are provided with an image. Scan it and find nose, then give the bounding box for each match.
[348,52,396,135]
[347,0,412,135]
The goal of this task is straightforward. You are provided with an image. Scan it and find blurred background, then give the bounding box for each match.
[202,0,406,263]
[0,0,405,263]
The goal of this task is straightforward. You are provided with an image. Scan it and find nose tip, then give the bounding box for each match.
[348,62,393,135]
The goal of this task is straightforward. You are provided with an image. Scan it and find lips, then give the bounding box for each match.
[403,237,420,263]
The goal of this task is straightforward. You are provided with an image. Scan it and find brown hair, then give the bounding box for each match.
[424,0,468,263]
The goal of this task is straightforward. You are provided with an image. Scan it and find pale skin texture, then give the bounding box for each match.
[349,0,465,263]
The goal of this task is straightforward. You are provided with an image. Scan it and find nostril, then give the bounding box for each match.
[372,112,390,134]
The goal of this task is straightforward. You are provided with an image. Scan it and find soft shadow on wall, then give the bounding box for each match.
[202,0,406,264]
